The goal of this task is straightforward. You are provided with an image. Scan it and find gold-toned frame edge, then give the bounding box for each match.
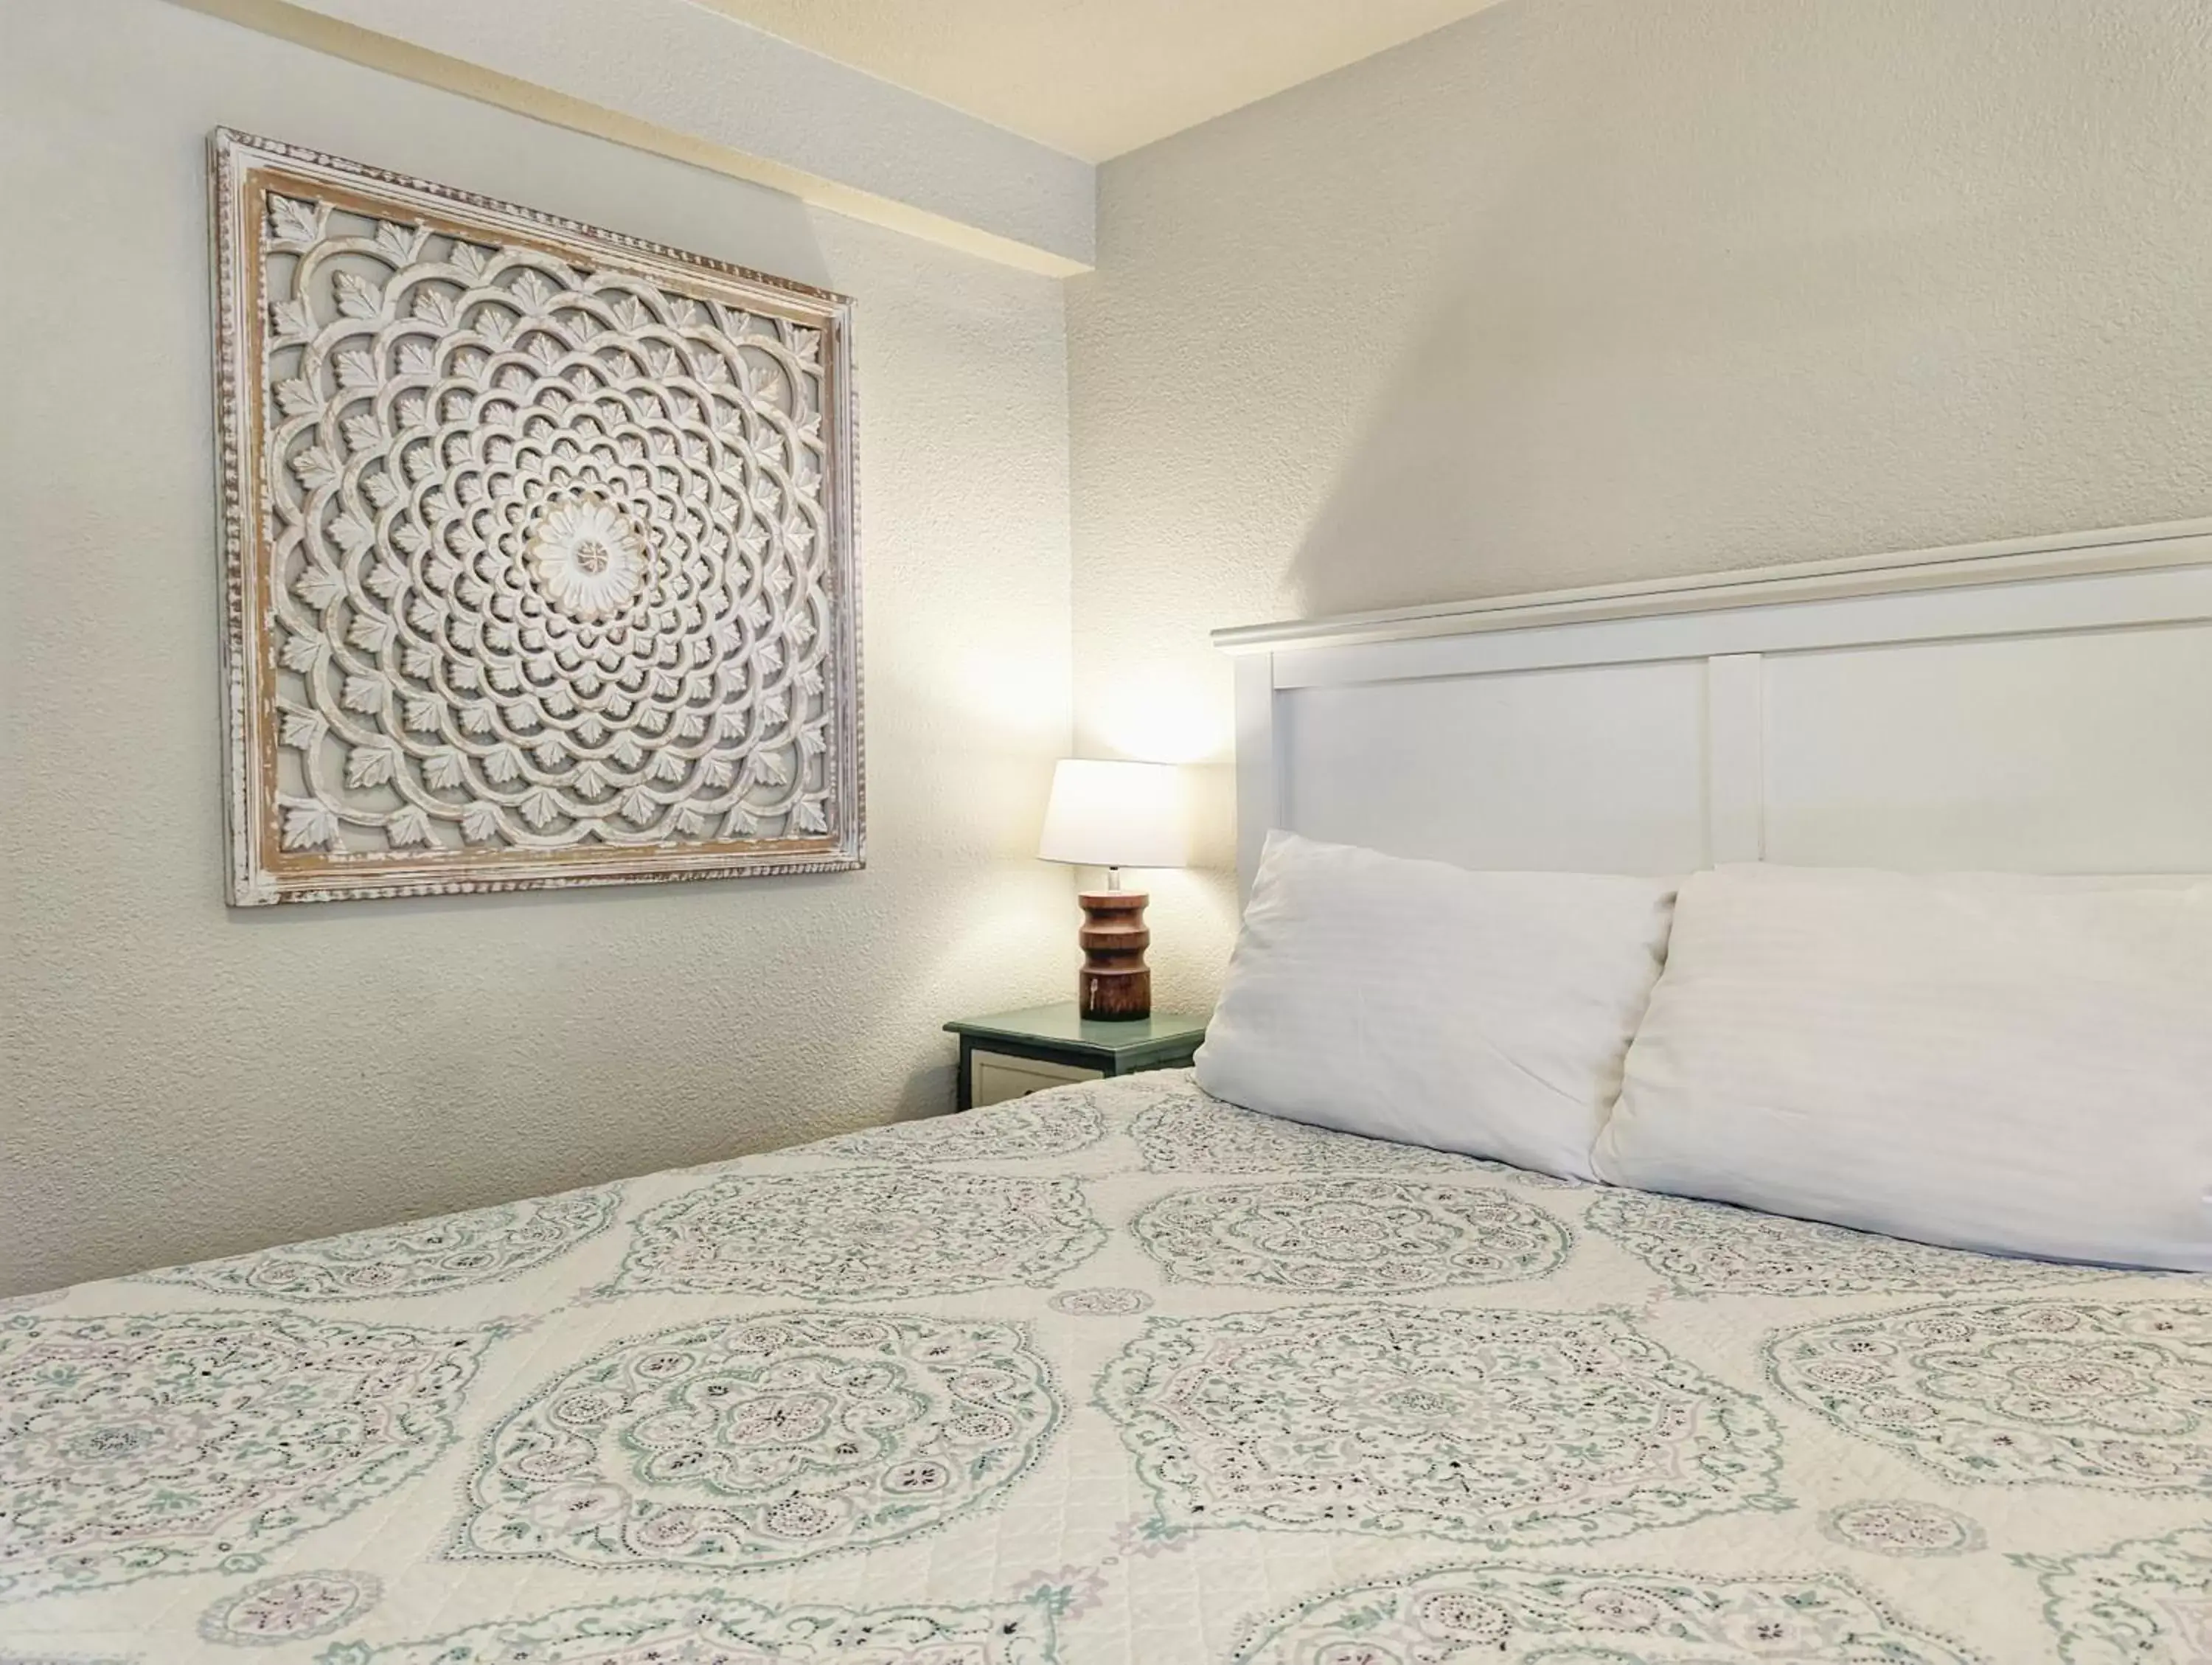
[207,128,865,905]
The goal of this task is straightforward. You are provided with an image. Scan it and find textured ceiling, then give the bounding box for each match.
[691,0,1508,161]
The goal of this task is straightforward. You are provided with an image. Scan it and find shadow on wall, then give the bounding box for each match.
[1283,279,1545,619]
[1279,200,2022,623]
[1270,16,1639,622]
[1271,4,2170,622]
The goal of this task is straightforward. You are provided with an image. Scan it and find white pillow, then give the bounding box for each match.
[1593,865,2212,1271]
[1193,831,1675,1181]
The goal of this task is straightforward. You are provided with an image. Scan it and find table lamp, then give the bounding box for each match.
[1038,758,1189,1020]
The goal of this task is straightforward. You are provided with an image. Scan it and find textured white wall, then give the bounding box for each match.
[1068,0,2212,1010]
[0,0,1075,1295]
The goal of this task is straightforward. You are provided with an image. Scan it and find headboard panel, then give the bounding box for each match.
[1217,518,2212,891]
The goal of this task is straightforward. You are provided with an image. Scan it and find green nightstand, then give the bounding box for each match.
[945,1003,1210,1111]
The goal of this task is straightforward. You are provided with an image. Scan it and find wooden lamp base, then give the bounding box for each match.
[1076,889,1151,1020]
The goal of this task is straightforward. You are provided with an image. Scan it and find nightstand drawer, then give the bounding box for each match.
[968,1049,1104,1108]
[945,1003,1208,1112]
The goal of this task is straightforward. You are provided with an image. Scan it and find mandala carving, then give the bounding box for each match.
[2031,1528,2212,1665]
[198,1569,382,1646]
[608,1169,1105,1299]
[1586,1188,2105,1297]
[209,130,860,903]
[1235,1565,1977,1664]
[0,1310,500,1599]
[818,1095,1106,1165]
[1766,1299,2212,1490]
[1132,1178,1568,1293]
[1818,1499,1986,1557]
[1096,1303,1784,1545]
[139,1186,619,1301]
[321,1591,1057,1665]
[1130,1082,1559,1183]
[456,1313,1059,1571]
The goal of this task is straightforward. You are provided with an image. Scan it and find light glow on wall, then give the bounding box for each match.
[1088,664,1230,766]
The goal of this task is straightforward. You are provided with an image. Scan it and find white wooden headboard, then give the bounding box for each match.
[1215,518,2212,893]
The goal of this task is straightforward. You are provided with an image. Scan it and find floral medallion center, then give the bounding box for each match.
[1097,1303,1782,1546]
[1129,1080,1563,1184]
[0,1312,498,1599]
[1586,1187,2107,1297]
[72,1424,157,1460]
[818,1092,1107,1165]
[199,1569,382,1647]
[1766,1299,2212,1490]
[1238,1565,1978,1664]
[1048,1287,1152,1316]
[456,1312,1059,1571]
[1818,1499,1985,1557]
[136,1186,621,1301]
[311,1592,1055,1665]
[525,495,650,622]
[1133,1176,1568,1293]
[608,1168,1105,1299]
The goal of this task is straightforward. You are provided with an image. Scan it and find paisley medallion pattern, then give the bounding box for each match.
[1587,1188,2107,1298]
[139,1187,620,1301]
[11,1049,2208,1663]
[1096,1304,1784,1544]
[456,1312,1059,1571]
[609,1169,1104,1299]
[1766,1300,2212,1490]
[1818,1499,1986,1557]
[2032,1528,2212,1665]
[0,1310,499,1599]
[1132,1178,1568,1293]
[818,1096,1106,1165]
[1235,1564,1978,1664]
[198,1569,382,1646]
[1129,1083,1552,1181]
[319,1591,1057,1665]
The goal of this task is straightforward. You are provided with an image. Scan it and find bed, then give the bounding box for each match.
[6,518,2211,1662]
[2,1069,2205,1664]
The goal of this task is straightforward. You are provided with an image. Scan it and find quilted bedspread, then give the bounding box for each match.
[1,1071,2206,1664]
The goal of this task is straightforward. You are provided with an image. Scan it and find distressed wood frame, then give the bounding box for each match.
[209,128,863,904]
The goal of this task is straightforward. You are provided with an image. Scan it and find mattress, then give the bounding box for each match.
[1,1069,2205,1664]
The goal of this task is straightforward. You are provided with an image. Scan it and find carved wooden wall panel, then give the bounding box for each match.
[209,130,861,903]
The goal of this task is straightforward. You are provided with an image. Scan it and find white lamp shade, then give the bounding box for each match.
[1038,759,1189,870]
